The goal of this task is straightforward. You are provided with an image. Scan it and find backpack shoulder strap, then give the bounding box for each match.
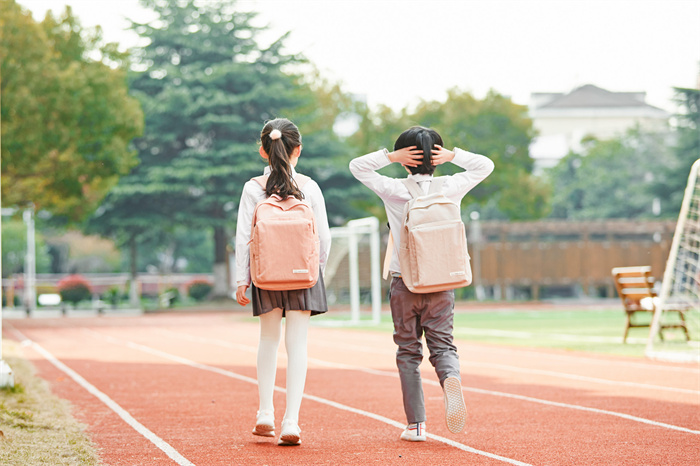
[294,173,311,190]
[252,175,268,189]
[428,177,444,195]
[402,178,424,199]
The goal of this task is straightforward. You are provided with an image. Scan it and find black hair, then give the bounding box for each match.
[260,118,304,200]
[393,126,443,175]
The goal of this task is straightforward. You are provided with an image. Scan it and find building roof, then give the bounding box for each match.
[533,84,663,110]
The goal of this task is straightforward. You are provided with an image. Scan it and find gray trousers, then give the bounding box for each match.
[390,277,461,424]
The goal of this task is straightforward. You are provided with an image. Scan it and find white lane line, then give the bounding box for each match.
[311,332,700,374]
[8,327,196,466]
[464,361,700,395]
[455,327,650,344]
[156,329,700,435]
[305,337,700,395]
[85,329,532,466]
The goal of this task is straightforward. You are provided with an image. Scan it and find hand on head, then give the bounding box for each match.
[430,145,455,166]
[388,146,424,167]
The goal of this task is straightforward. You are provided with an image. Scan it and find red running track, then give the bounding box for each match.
[4,311,700,465]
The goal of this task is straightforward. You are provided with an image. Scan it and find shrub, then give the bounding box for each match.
[57,275,92,306]
[186,278,213,301]
[102,287,122,306]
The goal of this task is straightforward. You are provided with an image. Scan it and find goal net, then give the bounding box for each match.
[646,159,700,363]
[318,217,383,326]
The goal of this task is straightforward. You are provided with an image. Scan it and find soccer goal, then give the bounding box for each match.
[645,159,700,363]
[321,217,382,325]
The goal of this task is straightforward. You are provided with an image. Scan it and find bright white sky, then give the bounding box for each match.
[20,0,700,112]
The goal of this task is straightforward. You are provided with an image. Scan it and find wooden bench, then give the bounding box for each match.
[611,266,690,343]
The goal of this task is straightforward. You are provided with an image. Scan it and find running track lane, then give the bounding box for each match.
[4,312,699,465]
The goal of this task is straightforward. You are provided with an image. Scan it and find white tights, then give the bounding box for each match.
[257,308,311,423]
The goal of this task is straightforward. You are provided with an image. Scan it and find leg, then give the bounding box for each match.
[257,308,283,413]
[422,290,466,434]
[282,309,311,423]
[278,309,310,446]
[390,278,426,424]
[421,290,460,384]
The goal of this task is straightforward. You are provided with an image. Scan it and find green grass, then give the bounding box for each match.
[0,340,102,466]
[314,305,700,359]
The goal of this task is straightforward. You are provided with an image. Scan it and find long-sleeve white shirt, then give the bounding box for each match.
[349,148,495,275]
[235,165,331,288]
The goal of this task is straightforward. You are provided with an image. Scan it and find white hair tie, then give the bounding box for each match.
[269,129,282,140]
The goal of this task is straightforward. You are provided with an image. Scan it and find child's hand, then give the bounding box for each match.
[388,146,423,167]
[431,145,455,166]
[236,285,250,306]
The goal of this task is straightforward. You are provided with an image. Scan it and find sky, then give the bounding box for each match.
[20,0,700,113]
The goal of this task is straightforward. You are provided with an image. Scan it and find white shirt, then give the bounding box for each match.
[235,165,331,288]
[349,148,495,274]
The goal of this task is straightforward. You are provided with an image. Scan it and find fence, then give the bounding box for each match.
[2,273,215,308]
[473,219,676,300]
[330,219,676,302]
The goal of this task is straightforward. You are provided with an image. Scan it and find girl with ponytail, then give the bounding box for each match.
[235,118,331,446]
[349,126,495,442]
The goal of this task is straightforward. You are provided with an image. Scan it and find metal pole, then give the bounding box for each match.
[348,229,359,323]
[368,217,382,323]
[469,211,485,301]
[23,207,36,313]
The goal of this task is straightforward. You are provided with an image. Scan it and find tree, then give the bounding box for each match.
[547,128,674,219]
[1,219,51,277]
[0,0,143,221]
[288,70,376,225]
[651,87,700,216]
[347,88,549,220]
[93,0,309,296]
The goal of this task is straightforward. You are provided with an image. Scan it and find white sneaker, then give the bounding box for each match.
[252,410,275,437]
[278,419,301,446]
[443,377,467,433]
[400,422,427,441]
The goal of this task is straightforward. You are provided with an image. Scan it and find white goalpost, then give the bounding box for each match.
[321,216,382,325]
[646,158,700,363]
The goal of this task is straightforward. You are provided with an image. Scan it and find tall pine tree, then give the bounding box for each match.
[99,0,306,296]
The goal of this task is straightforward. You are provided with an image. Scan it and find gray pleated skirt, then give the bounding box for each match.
[251,271,328,317]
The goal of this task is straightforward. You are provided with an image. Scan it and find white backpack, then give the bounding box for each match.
[249,174,319,291]
[398,178,472,293]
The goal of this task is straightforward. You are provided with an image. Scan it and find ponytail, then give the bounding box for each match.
[260,118,304,200]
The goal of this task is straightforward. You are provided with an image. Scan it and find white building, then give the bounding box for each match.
[529,84,669,173]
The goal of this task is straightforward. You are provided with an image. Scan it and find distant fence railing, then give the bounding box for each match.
[472,219,676,300]
[2,273,215,307]
[330,219,676,302]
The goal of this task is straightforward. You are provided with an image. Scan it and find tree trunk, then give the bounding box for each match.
[212,226,230,298]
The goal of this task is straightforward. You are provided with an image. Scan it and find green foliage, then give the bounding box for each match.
[102,286,122,306]
[650,87,700,215]
[88,0,325,291]
[57,274,93,305]
[0,0,143,221]
[547,128,674,219]
[187,278,213,301]
[347,88,548,220]
[1,219,52,277]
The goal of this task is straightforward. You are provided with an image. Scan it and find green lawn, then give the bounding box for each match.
[314,305,700,359]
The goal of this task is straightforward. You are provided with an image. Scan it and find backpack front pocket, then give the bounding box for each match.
[408,220,468,289]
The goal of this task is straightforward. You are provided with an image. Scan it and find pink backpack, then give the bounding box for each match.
[249,174,319,291]
[398,178,472,293]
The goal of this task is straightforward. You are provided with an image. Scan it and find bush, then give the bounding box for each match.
[57,274,92,306]
[186,278,213,301]
[102,286,122,306]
